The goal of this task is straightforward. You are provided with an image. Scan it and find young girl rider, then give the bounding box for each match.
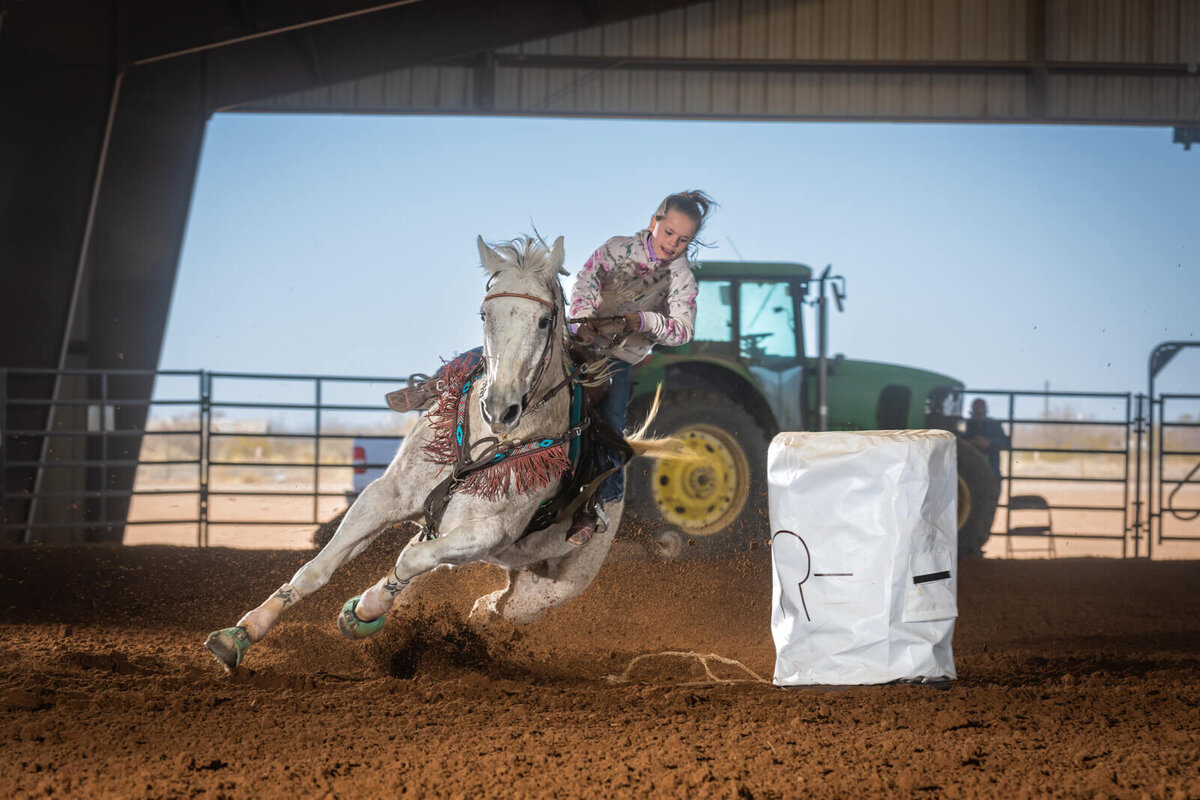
[565,189,715,546]
[386,190,715,546]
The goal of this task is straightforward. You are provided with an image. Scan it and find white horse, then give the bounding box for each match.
[205,235,660,672]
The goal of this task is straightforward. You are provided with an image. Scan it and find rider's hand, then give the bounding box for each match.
[622,312,643,334]
[575,321,600,344]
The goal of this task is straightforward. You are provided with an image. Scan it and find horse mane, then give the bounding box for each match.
[480,236,569,283]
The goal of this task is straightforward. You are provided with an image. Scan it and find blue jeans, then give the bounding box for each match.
[596,359,633,504]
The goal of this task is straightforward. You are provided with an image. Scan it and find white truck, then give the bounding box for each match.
[347,436,404,502]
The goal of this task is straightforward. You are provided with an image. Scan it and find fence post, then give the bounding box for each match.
[314,378,322,525]
[1004,391,1016,555]
[1147,395,1156,561]
[0,368,6,539]
[100,371,110,539]
[199,371,210,547]
[1131,393,1145,557]
[1120,393,1130,558]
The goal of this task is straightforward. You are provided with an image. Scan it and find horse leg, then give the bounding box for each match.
[205,477,415,671]
[463,501,624,623]
[471,500,624,626]
[468,571,518,626]
[339,501,520,638]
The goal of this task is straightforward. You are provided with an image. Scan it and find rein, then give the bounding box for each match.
[567,315,625,325]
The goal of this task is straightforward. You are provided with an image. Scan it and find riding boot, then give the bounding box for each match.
[566,503,609,547]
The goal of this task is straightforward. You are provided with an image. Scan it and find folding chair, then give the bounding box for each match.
[1006,494,1056,557]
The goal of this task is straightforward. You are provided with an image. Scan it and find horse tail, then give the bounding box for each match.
[625,384,701,462]
[628,436,697,461]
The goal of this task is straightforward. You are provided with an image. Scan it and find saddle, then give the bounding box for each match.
[385,342,614,415]
[385,372,442,414]
[522,382,633,536]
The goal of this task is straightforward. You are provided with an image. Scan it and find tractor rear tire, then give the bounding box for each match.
[625,391,770,557]
[956,437,1000,558]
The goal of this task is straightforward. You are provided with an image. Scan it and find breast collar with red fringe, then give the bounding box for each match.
[421,353,577,501]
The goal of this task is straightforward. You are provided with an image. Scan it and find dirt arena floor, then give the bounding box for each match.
[1,534,1198,799]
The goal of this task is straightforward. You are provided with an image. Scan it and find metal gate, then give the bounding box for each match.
[1,367,406,546]
[965,341,1200,557]
[1143,342,1200,557]
[1152,393,1200,553]
[963,389,1135,557]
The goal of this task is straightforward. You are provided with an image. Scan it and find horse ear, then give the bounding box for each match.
[477,235,507,275]
[549,236,567,276]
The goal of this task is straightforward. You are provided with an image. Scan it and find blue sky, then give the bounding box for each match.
[162,113,1199,403]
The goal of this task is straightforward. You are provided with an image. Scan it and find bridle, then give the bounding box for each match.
[417,287,586,543]
[480,289,562,414]
[483,291,556,310]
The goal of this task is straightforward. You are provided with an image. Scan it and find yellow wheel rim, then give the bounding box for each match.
[957,474,971,530]
[650,424,750,537]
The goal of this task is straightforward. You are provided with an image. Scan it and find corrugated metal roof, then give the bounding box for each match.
[239,0,1200,125]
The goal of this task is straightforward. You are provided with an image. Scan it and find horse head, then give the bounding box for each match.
[476,235,568,436]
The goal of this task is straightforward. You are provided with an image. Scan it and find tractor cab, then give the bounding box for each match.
[656,261,814,431]
[655,260,966,435]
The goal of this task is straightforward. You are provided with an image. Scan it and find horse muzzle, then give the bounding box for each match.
[481,388,524,435]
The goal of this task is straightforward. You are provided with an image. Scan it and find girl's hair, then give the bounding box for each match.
[653,190,716,232]
[652,190,717,261]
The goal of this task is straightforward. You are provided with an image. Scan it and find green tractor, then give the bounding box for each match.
[624,261,998,558]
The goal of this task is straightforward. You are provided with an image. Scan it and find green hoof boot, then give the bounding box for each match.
[205,626,252,674]
[338,596,386,640]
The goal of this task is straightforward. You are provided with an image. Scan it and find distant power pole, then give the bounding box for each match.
[1043,380,1050,418]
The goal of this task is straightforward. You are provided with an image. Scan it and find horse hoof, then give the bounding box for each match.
[338,596,386,640]
[204,627,251,674]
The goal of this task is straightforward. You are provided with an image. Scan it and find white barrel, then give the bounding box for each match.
[768,430,958,686]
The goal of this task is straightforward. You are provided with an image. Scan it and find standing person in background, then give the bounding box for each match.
[966,398,1010,479]
[565,190,716,546]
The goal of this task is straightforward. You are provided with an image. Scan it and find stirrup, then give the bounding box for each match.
[204,626,252,674]
[385,373,440,413]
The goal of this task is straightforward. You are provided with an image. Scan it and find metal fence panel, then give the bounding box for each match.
[965,388,1134,557]
[2,367,410,546]
[5,366,1198,554]
[1154,393,1200,547]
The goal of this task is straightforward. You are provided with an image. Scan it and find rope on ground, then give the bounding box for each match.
[603,650,771,687]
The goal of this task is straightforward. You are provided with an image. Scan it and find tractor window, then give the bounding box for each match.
[738,281,797,363]
[924,386,964,433]
[876,384,912,429]
[693,280,733,344]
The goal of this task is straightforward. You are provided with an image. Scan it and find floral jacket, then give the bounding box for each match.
[568,232,698,364]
